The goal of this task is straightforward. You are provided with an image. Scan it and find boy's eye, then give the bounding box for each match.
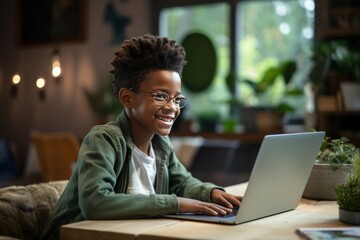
[174,97,183,104]
[154,93,168,102]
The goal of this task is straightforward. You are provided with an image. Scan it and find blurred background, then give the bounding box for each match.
[1,0,359,186]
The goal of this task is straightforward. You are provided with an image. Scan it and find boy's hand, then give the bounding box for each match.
[177,197,232,216]
[210,189,242,209]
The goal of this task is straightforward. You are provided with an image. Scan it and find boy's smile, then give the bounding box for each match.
[155,113,176,125]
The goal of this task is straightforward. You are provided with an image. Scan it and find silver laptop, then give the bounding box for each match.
[164,131,325,224]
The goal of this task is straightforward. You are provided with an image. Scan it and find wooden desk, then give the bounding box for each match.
[61,183,350,240]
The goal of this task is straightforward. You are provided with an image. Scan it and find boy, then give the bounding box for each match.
[41,34,241,240]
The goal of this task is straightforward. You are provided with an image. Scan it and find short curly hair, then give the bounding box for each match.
[110,34,187,97]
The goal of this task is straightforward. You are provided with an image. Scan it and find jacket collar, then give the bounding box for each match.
[116,111,172,154]
[116,111,134,146]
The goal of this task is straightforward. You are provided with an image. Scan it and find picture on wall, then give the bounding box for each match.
[18,0,86,45]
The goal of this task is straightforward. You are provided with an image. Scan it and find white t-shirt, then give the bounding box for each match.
[126,144,156,195]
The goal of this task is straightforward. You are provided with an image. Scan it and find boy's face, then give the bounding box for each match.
[127,69,183,138]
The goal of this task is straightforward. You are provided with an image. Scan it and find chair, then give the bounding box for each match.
[189,139,261,186]
[30,131,80,181]
[189,139,240,186]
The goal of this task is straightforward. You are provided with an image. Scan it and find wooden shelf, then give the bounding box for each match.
[317,0,360,38]
[318,110,360,116]
[318,110,360,147]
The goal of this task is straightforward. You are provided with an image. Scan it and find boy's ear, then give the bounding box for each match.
[119,88,133,107]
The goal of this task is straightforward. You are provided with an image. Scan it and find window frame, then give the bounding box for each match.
[151,0,238,87]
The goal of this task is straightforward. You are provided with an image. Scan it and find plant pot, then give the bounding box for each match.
[239,107,259,133]
[303,163,352,200]
[339,208,360,225]
[340,82,360,110]
[255,110,283,133]
[239,107,283,133]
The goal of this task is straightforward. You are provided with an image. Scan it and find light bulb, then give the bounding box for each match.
[12,74,21,85]
[51,47,62,79]
[36,78,46,89]
[11,74,21,98]
[52,56,62,77]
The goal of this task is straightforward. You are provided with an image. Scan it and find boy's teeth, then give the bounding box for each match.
[158,116,172,122]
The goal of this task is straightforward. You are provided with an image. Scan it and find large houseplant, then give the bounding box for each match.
[303,135,359,200]
[335,151,360,225]
[239,60,303,132]
[242,60,302,113]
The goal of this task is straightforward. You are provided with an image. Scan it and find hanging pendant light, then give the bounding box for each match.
[51,47,62,82]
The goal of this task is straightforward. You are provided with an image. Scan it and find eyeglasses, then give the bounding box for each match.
[130,89,188,108]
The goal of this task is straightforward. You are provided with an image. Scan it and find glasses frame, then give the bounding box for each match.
[129,88,188,108]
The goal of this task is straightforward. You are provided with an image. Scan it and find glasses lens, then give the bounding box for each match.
[153,92,168,104]
[176,97,187,108]
[152,92,187,108]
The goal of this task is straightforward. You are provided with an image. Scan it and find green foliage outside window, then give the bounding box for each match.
[160,0,314,120]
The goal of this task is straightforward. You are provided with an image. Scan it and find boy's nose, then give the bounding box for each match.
[164,99,178,111]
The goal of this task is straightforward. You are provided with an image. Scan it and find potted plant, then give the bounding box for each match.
[83,75,123,124]
[239,60,303,132]
[303,135,359,200]
[335,151,360,225]
[196,110,221,132]
[308,40,360,109]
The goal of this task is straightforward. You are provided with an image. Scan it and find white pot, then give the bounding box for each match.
[303,163,352,200]
[339,208,360,225]
[340,82,360,110]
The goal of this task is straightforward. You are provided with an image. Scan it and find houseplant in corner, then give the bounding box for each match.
[335,151,360,225]
[84,75,123,124]
[303,135,359,200]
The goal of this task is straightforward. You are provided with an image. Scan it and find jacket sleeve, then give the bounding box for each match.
[77,127,179,219]
[166,146,224,203]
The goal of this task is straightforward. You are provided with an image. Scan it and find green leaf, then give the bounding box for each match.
[257,66,280,93]
[243,79,259,92]
[275,103,294,113]
[285,88,303,96]
[279,60,297,85]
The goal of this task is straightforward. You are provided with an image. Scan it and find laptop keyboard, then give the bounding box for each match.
[220,207,239,218]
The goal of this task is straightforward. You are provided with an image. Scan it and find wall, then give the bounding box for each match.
[0,0,150,173]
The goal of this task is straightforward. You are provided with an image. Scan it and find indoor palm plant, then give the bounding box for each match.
[335,151,360,225]
[303,135,359,200]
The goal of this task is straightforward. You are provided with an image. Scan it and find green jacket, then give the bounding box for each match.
[41,111,221,240]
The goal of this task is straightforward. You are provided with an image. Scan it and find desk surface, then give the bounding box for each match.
[60,183,350,240]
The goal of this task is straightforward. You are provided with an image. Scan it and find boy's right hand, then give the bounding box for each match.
[177,197,233,216]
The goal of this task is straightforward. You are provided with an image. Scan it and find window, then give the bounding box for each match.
[237,1,315,110]
[160,2,231,118]
[158,0,315,121]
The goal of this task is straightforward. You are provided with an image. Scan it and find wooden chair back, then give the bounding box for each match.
[30,131,80,181]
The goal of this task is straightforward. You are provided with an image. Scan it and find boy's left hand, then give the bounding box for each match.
[211,189,242,209]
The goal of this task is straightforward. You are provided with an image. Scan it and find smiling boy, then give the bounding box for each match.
[41,34,241,240]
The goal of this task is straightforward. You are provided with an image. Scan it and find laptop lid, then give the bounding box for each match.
[164,131,325,225]
[235,131,325,223]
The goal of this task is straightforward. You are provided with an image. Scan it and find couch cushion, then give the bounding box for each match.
[0,181,67,240]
